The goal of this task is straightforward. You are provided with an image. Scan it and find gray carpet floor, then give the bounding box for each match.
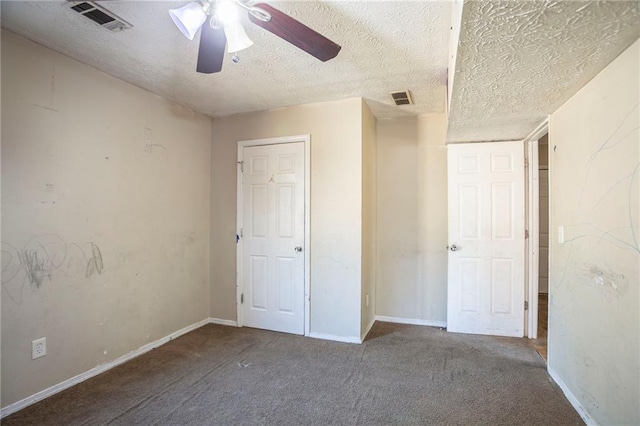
[3,322,584,425]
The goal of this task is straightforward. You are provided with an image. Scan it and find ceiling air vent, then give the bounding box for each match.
[67,1,133,32]
[390,90,413,106]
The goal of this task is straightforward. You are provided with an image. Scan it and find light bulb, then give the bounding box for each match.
[217,0,237,24]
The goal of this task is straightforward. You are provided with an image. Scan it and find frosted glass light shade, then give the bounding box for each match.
[169,2,207,40]
[224,20,253,53]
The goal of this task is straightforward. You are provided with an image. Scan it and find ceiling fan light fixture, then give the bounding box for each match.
[177,0,341,74]
[169,2,208,40]
[224,20,253,53]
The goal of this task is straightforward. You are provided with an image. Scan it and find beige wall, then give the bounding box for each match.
[210,98,364,340]
[548,39,639,425]
[1,31,212,407]
[361,100,377,336]
[376,114,448,323]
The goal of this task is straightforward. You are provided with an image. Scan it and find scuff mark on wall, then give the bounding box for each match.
[143,127,166,153]
[30,64,58,112]
[179,232,196,258]
[581,263,627,299]
[31,103,58,113]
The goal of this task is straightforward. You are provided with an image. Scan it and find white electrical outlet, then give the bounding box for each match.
[32,337,46,359]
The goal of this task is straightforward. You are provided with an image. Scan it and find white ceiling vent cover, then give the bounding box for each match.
[67,1,132,32]
[390,90,413,106]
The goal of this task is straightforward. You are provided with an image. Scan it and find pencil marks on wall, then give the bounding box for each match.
[1,234,104,305]
[570,102,640,256]
[580,103,639,202]
[20,248,51,290]
[555,100,639,297]
[85,243,104,277]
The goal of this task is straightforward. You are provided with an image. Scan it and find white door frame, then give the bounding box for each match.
[524,119,548,339]
[236,135,311,336]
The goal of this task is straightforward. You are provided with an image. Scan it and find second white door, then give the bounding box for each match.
[240,142,305,335]
[447,141,525,337]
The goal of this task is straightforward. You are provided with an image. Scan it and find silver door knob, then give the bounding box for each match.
[294,246,303,252]
[449,244,459,252]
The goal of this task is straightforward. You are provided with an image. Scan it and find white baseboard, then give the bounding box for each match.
[547,366,596,426]
[0,318,210,419]
[209,317,238,327]
[361,316,376,342]
[308,332,361,344]
[375,315,446,328]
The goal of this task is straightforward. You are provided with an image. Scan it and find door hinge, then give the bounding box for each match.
[238,161,244,173]
[241,293,244,304]
[525,229,529,239]
[524,300,529,310]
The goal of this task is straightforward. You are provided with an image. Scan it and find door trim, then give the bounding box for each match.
[236,135,311,336]
[524,119,548,339]
[525,138,539,338]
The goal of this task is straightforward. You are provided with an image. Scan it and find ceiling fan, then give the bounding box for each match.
[169,0,342,74]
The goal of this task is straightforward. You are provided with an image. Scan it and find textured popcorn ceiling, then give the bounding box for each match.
[447,0,640,143]
[0,1,451,118]
[3,1,639,133]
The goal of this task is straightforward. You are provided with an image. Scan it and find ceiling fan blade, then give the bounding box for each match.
[196,21,227,74]
[249,3,341,62]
